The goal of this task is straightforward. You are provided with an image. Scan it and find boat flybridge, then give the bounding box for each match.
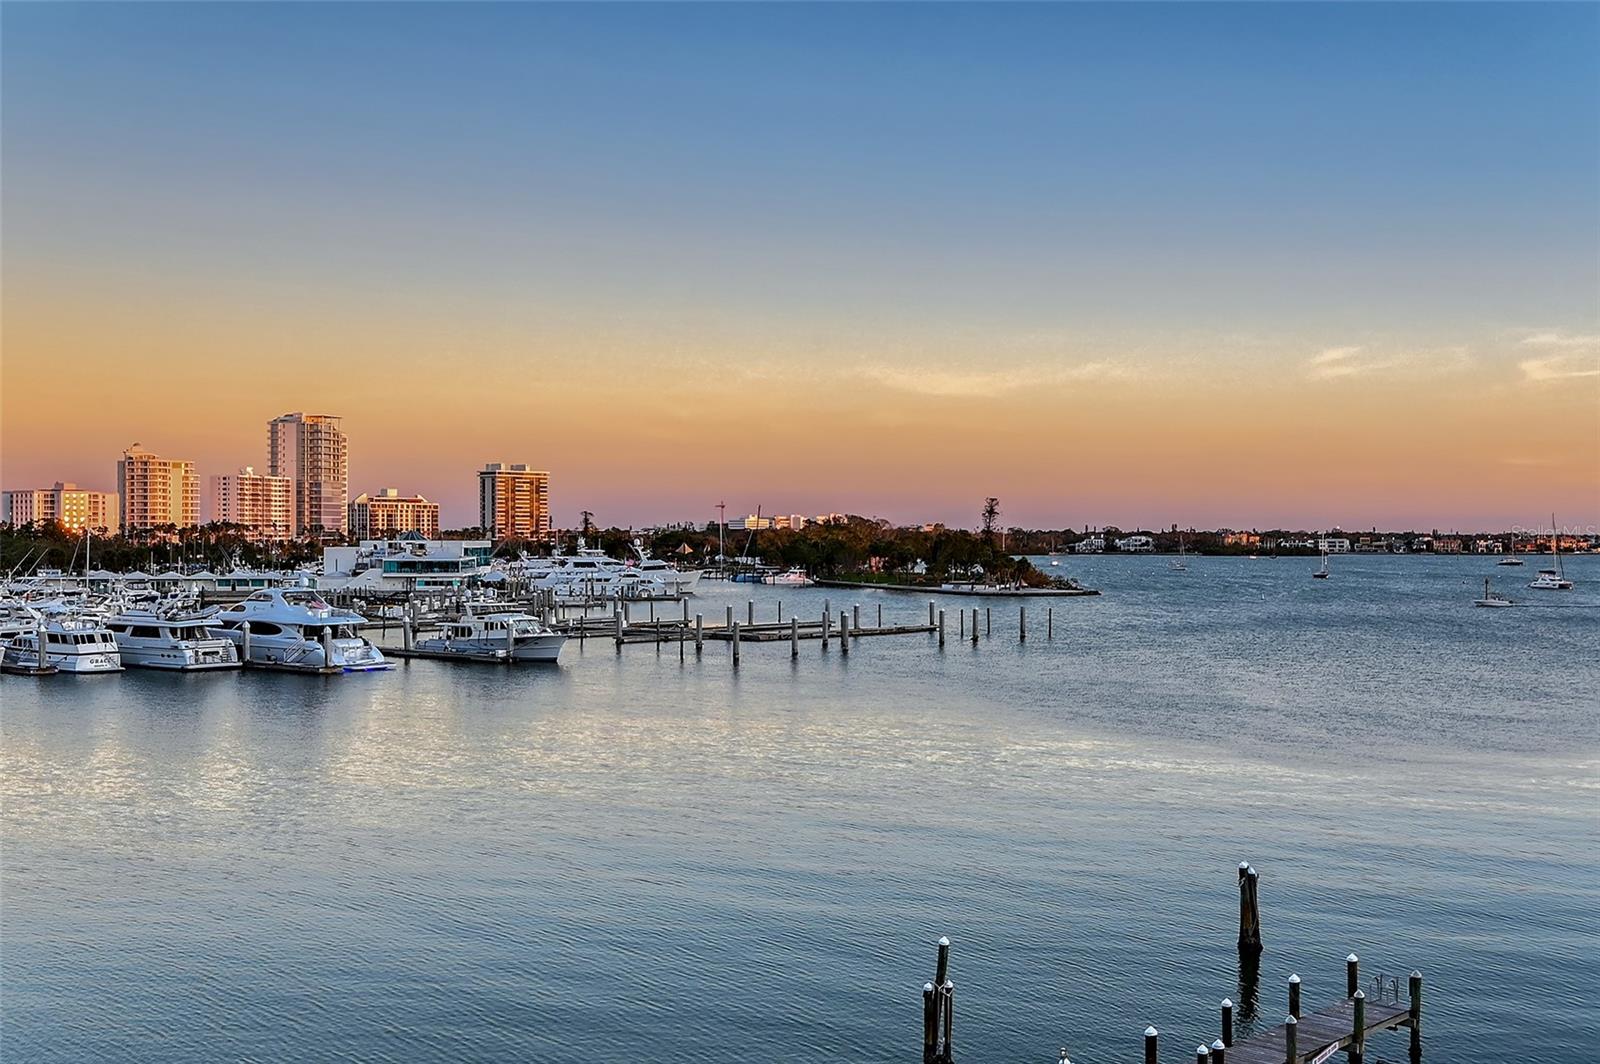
[415,604,567,663]
[213,589,390,671]
[3,614,123,673]
[105,602,241,670]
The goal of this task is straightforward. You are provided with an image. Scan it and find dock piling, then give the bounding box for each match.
[1238,863,1262,954]
[929,601,936,626]
[822,609,831,647]
[1144,1025,1159,1064]
[695,613,704,654]
[1408,971,1423,1060]
[1346,954,1359,998]
[1048,606,1053,639]
[922,982,937,1058]
[1220,998,1233,1046]
[840,611,849,655]
[1284,1014,1297,1062]
[938,609,946,647]
[791,617,799,659]
[1351,990,1366,1064]
[985,607,991,636]
[1019,606,1026,642]
[971,608,978,644]
[726,605,734,632]
[853,603,861,629]
[877,603,882,627]
[732,621,740,666]
[748,599,754,625]
[1210,1039,1225,1064]
[614,609,624,647]
[1196,1046,1210,1064]
[1288,973,1301,1018]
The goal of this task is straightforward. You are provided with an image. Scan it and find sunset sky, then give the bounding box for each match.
[3,3,1597,531]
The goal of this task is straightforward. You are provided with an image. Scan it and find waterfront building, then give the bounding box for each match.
[323,535,493,590]
[117,447,200,531]
[1116,534,1156,552]
[1319,537,1354,554]
[349,488,440,539]
[2,482,121,534]
[268,412,348,537]
[1074,536,1106,553]
[478,463,550,538]
[212,467,294,540]
[742,514,774,530]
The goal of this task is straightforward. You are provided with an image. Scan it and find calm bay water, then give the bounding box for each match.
[3,555,1597,1062]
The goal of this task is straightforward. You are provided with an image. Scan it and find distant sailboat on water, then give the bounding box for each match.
[1529,514,1573,590]
[1169,532,1188,572]
[1313,537,1330,579]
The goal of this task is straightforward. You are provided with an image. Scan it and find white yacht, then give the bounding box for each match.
[3,615,123,673]
[414,606,566,663]
[105,604,241,670]
[213,589,390,671]
[631,543,702,595]
[1528,515,1573,590]
[763,567,814,586]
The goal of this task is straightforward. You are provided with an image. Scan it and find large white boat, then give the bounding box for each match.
[763,567,814,586]
[3,615,123,673]
[105,604,241,670]
[414,605,566,663]
[1528,514,1573,590]
[212,589,390,671]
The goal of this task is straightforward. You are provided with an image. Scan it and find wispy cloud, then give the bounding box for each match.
[1306,346,1393,380]
[856,361,1133,398]
[1306,344,1470,382]
[1517,331,1600,382]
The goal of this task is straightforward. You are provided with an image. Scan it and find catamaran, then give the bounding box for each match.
[1528,515,1573,590]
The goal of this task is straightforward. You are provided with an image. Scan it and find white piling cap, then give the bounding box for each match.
[1410,969,1422,978]
[1220,998,1232,1008]
[1353,989,1365,1000]
[944,979,955,989]
[1197,1046,1211,1056]
[924,982,935,992]
[938,936,950,947]
[1347,953,1359,962]
[1145,1026,1159,1038]
[1288,973,1300,984]
[1285,1014,1297,1026]
[1238,861,1250,869]
[1212,1040,1226,1051]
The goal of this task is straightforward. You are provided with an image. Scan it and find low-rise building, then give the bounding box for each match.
[2,482,121,534]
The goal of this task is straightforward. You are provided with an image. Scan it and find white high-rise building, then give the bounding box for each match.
[117,447,200,531]
[212,467,294,540]
[268,412,348,537]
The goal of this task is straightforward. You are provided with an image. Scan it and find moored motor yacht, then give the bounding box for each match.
[3,615,123,673]
[763,567,814,586]
[105,603,241,670]
[414,605,566,663]
[213,589,390,671]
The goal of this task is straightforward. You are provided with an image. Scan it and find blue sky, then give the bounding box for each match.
[4,2,1598,528]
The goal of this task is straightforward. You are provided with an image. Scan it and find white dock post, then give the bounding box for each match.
[822,608,831,646]
[732,620,741,665]
[790,617,799,658]
[35,619,46,668]
[726,605,734,631]
[614,608,624,646]
[506,619,515,661]
[852,603,860,629]
[929,601,935,626]
[241,621,252,664]
[839,611,849,655]
[402,612,412,652]
[747,599,754,624]
[320,627,334,668]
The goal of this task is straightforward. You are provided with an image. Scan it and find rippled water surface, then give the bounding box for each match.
[4,555,1597,1062]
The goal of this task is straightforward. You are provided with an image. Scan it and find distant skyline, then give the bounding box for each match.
[3,3,1597,531]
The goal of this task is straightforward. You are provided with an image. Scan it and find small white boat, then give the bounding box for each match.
[213,589,390,671]
[1528,514,1573,590]
[105,604,241,670]
[3,615,123,673]
[1312,547,1330,579]
[1473,578,1515,608]
[763,567,814,587]
[1169,532,1188,572]
[414,606,566,663]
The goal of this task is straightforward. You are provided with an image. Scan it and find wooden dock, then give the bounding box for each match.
[1222,993,1415,1064]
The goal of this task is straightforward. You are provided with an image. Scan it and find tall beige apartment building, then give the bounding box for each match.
[212,466,294,540]
[2,482,121,535]
[117,447,200,531]
[478,463,550,538]
[268,412,348,536]
[349,489,440,539]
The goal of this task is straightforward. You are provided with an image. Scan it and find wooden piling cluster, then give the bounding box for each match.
[921,937,956,1064]
[914,863,1425,1064]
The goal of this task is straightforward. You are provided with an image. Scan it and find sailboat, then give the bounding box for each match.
[1312,537,1330,579]
[1168,532,1188,572]
[1528,515,1573,590]
[1473,577,1514,608]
